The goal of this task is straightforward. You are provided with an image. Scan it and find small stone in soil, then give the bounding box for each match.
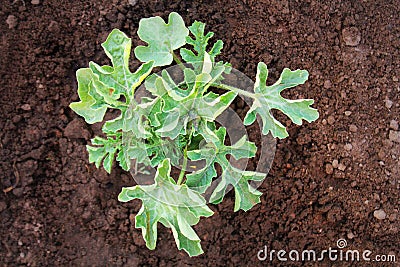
[269,15,277,24]
[378,149,386,160]
[338,163,346,171]
[344,111,352,116]
[389,120,398,131]
[373,209,386,220]
[325,163,334,174]
[347,232,355,239]
[323,80,332,89]
[344,143,353,151]
[128,0,138,5]
[385,99,393,109]
[332,159,339,168]
[6,15,18,29]
[21,104,31,111]
[48,21,60,32]
[349,124,358,132]
[327,115,335,125]
[31,0,40,4]
[389,130,400,143]
[342,27,361,46]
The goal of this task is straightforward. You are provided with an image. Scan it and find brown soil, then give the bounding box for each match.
[1,0,399,266]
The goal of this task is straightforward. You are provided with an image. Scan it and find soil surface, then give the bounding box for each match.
[1,0,399,266]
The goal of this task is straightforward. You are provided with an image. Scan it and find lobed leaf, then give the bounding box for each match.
[70,68,108,124]
[187,126,266,211]
[121,129,157,169]
[244,62,319,138]
[134,12,189,67]
[196,91,237,121]
[90,29,154,101]
[70,30,154,126]
[180,21,224,73]
[210,166,265,212]
[87,134,123,173]
[118,159,213,257]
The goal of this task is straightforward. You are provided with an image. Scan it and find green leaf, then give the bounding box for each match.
[180,21,224,72]
[87,134,122,173]
[118,159,213,256]
[185,144,216,193]
[70,30,154,126]
[139,97,163,128]
[151,135,185,167]
[86,128,153,173]
[187,126,265,211]
[244,62,319,139]
[144,56,232,139]
[102,112,125,133]
[90,29,154,100]
[134,12,189,67]
[210,167,265,212]
[184,68,197,92]
[196,91,237,120]
[121,130,153,168]
[116,149,129,171]
[151,68,236,139]
[155,108,185,139]
[123,106,152,139]
[69,68,108,124]
[144,74,180,111]
[229,135,258,160]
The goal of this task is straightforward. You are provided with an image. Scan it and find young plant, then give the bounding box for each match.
[70,12,319,256]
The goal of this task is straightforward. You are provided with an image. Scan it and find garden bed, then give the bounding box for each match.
[1,0,399,266]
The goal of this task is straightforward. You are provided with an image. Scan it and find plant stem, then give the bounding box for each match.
[212,83,256,99]
[177,146,188,185]
[177,123,195,185]
[171,51,185,71]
